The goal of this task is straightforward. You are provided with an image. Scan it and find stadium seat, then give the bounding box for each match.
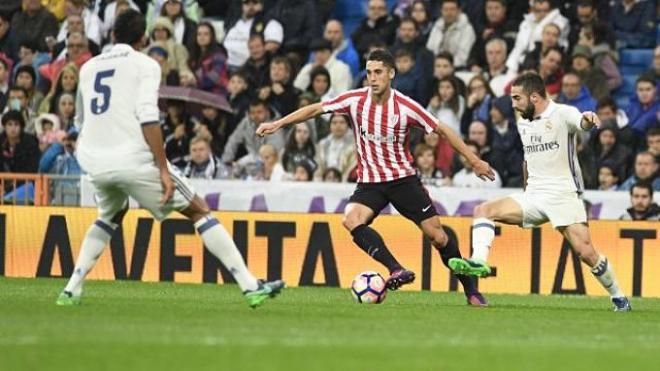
[619,49,654,69]
[620,65,649,76]
[657,24,660,45]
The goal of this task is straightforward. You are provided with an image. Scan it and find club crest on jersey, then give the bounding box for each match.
[544,120,553,130]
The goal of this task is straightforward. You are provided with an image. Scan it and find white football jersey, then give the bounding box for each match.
[76,44,161,175]
[517,101,586,193]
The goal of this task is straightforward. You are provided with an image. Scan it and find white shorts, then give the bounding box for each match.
[509,191,587,229]
[90,163,195,223]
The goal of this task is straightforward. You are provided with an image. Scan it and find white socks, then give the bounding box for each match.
[471,218,496,262]
[64,221,115,296]
[194,216,259,292]
[590,254,625,299]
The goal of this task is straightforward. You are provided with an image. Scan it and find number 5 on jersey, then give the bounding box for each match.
[91,69,115,115]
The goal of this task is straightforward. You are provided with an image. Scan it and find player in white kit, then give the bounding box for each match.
[448,73,632,312]
[56,10,284,308]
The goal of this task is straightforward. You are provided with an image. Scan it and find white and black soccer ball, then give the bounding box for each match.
[351,271,387,304]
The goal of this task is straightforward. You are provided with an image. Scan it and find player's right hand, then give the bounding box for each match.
[472,159,496,181]
[160,171,174,205]
[256,121,281,137]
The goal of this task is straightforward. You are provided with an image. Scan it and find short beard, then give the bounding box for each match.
[520,102,535,121]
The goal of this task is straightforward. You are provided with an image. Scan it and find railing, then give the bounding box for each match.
[0,173,50,206]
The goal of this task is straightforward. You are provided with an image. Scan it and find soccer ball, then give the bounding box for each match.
[351,271,387,304]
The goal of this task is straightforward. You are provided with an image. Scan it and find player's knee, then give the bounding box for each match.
[473,203,490,218]
[342,214,358,231]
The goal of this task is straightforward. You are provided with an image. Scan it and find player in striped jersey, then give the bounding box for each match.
[257,50,496,306]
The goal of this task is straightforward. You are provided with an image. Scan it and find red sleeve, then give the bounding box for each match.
[321,89,364,114]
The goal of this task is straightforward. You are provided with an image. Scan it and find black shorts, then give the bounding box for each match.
[348,175,438,225]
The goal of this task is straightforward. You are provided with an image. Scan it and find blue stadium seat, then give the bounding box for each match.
[620,65,649,76]
[619,49,654,68]
[615,74,638,96]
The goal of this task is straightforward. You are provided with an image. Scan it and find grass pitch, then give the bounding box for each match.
[1,277,659,371]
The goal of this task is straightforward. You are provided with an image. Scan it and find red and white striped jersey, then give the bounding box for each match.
[321,87,440,183]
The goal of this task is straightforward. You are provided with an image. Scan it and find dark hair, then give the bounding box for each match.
[542,45,563,60]
[636,74,656,88]
[631,181,653,197]
[19,39,39,53]
[442,0,460,7]
[1,110,25,127]
[394,47,415,60]
[9,86,28,97]
[576,0,594,7]
[468,74,495,97]
[414,143,435,159]
[366,49,396,70]
[596,96,617,111]
[270,55,292,73]
[399,17,419,31]
[598,161,621,181]
[647,128,660,138]
[435,51,454,65]
[14,65,36,87]
[249,98,269,109]
[114,10,146,45]
[591,21,610,45]
[323,167,342,181]
[189,21,222,70]
[486,0,507,6]
[437,77,461,115]
[248,33,264,44]
[307,66,331,95]
[464,139,481,152]
[511,73,547,98]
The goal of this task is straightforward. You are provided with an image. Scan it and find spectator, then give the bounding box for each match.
[38,31,91,85]
[451,140,502,188]
[468,0,518,71]
[408,0,433,44]
[193,105,230,157]
[537,46,564,98]
[619,152,660,192]
[38,62,77,116]
[581,21,622,92]
[483,38,515,97]
[588,125,633,184]
[53,14,101,59]
[649,45,660,97]
[490,95,523,186]
[268,0,321,67]
[323,19,360,78]
[294,38,352,94]
[281,121,315,173]
[56,0,102,47]
[520,23,562,69]
[222,99,285,164]
[467,120,504,179]
[506,0,569,73]
[258,56,299,116]
[259,143,287,181]
[413,143,444,186]
[146,0,200,32]
[426,52,466,104]
[314,113,354,181]
[182,136,231,180]
[147,17,195,86]
[0,56,9,112]
[306,66,334,103]
[15,66,44,115]
[0,110,39,176]
[223,0,283,71]
[10,0,59,54]
[56,92,75,131]
[0,12,13,60]
[38,128,80,204]
[425,0,475,68]
[391,17,434,82]
[567,0,614,51]
[241,33,271,89]
[611,0,656,48]
[227,70,251,129]
[188,22,229,95]
[100,0,140,43]
[619,182,659,221]
[147,45,180,86]
[427,76,464,136]
[557,72,597,113]
[421,130,454,178]
[461,75,494,135]
[163,99,194,169]
[322,167,342,182]
[392,48,426,104]
[34,113,65,152]
[570,45,609,101]
[351,0,398,65]
[647,128,660,163]
[12,39,52,89]
[625,75,659,137]
[158,0,197,50]
[597,161,620,191]
[5,86,37,134]
[292,157,317,182]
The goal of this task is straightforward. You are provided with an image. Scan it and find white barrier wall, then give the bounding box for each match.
[80,178,657,220]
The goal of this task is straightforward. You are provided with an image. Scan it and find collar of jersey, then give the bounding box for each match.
[111,44,134,53]
[533,100,557,121]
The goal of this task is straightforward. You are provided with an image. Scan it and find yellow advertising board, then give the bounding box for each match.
[1,206,658,297]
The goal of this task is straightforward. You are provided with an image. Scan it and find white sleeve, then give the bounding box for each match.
[564,105,585,133]
[264,20,284,44]
[136,60,162,125]
[74,88,84,130]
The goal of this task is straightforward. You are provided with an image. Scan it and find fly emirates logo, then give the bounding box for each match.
[524,134,559,154]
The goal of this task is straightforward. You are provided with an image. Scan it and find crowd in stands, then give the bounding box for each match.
[0,0,658,209]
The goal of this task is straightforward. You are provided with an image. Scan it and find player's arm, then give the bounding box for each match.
[256,103,324,136]
[522,161,528,191]
[433,123,496,181]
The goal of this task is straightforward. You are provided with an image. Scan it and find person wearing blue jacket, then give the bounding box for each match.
[557,72,597,113]
[625,75,659,137]
[611,0,657,48]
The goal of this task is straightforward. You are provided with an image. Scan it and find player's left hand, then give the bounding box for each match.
[472,159,496,181]
[582,111,601,128]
